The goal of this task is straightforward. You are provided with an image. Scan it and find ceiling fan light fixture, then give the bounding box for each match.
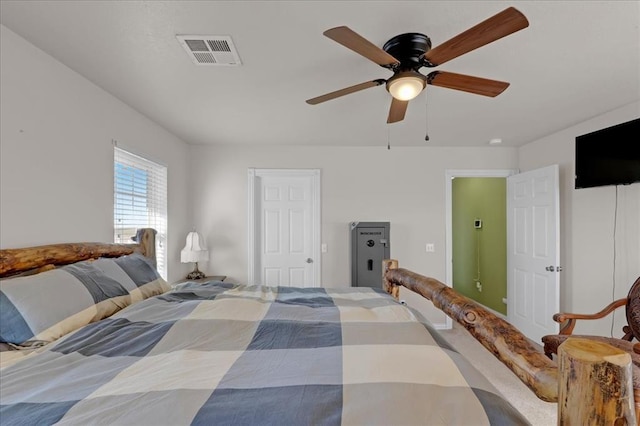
[386,71,426,101]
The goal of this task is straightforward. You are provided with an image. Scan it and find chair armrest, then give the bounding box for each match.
[553,298,627,335]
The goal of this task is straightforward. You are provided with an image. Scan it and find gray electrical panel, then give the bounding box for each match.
[350,222,390,289]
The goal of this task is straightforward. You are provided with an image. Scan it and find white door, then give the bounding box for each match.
[507,164,560,343]
[248,169,320,287]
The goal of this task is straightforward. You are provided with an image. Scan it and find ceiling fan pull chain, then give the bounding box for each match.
[425,93,430,142]
[387,124,391,150]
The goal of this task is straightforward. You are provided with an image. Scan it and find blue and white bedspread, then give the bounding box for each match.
[0,282,529,425]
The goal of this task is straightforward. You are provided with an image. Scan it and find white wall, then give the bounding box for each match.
[190,144,518,324]
[519,102,640,336]
[0,25,192,283]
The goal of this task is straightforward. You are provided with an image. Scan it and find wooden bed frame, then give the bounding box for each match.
[383,260,637,425]
[0,229,636,424]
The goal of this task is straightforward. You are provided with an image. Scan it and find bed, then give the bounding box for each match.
[0,229,635,425]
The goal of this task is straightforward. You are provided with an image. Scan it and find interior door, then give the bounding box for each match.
[507,164,560,343]
[248,169,320,287]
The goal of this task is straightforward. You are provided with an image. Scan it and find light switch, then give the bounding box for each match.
[426,243,435,252]
[321,243,327,253]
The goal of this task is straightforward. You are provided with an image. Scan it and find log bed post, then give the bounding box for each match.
[134,228,157,268]
[558,338,636,425]
[382,259,399,300]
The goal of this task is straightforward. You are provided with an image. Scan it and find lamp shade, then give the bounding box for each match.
[181,231,209,263]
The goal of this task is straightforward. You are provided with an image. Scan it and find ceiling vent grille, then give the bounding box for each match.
[176,35,242,66]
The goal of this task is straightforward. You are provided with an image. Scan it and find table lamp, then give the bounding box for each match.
[181,230,209,280]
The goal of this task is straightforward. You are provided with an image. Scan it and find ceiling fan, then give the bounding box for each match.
[306,7,529,124]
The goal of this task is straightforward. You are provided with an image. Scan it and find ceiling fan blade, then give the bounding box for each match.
[427,71,510,97]
[306,79,384,105]
[323,26,400,67]
[424,7,529,66]
[387,97,409,123]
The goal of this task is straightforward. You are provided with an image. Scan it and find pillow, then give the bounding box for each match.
[0,262,132,346]
[0,252,169,346]
[93,252,170,303]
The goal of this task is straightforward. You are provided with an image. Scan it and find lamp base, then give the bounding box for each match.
[186,270,206,280]
[186,262,206,280]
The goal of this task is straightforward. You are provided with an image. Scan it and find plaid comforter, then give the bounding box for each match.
[0,282,529,425]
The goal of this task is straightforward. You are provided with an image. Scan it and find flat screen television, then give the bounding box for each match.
[575,118,640,189]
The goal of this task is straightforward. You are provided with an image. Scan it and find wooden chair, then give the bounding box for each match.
[541,276,640,417]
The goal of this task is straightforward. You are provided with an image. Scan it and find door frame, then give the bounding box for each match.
[247,168,321,286]
[445,169,518,329]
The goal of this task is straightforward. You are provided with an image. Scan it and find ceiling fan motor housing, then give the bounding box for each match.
[383,33,432,71]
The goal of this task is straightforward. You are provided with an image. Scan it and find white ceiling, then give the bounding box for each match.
[1,1,639,148]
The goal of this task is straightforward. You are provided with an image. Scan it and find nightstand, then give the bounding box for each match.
[171,275,227,288]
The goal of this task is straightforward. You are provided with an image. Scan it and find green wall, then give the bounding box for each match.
[452,178,507,314]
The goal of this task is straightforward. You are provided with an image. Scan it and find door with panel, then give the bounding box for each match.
[507,164,560,343]
[248,169,320,287]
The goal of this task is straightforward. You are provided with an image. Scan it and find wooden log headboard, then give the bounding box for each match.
[0,228,157,278]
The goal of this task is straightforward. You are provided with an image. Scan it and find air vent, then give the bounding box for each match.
[176,35,242,66]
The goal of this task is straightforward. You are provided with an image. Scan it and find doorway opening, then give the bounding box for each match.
[445,169,516,329]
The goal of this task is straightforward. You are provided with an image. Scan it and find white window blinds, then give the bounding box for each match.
[114,147,168,279]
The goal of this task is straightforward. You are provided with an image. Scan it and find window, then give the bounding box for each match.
[114,147,168,279]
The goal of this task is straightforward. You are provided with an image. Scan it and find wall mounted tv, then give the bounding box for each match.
[575,118,640,189]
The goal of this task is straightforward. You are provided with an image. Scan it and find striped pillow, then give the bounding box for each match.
[0,253,169,346]
[93,252,170,303]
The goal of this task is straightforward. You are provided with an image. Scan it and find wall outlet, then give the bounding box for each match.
[425,243,435,252]
[475,280,482,292]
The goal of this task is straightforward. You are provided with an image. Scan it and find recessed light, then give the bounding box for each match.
[489,138,503,145]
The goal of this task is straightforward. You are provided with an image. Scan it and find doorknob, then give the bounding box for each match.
[306,258,313,263]
[545,266,555,272]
